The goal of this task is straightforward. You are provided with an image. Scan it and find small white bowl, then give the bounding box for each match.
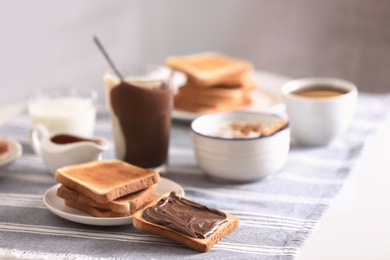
[191,112,290,182]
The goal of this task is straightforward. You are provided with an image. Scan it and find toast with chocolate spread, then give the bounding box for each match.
[132,192,239,253]
[55,160,160,203]
[166,52,253,87]
[57,184,156,214]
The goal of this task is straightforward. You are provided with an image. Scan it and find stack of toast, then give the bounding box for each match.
[166,52,255,114]
[55,160,160,217]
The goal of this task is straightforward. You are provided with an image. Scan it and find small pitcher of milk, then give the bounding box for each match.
[27,88,98,137]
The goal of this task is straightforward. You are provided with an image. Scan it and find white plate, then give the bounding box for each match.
[0,137,22,169]
[172,70,291,121]
[43,177,185,226]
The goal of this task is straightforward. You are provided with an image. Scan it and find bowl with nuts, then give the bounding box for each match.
[191,111,289,182]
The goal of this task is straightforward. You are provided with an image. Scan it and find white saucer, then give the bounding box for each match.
[43,177,185,226]
[0,137,22,169]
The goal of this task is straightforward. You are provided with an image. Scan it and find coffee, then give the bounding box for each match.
[282,78,358,146]
[292,85,348,98]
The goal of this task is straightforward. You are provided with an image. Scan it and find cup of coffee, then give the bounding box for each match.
[103,65,173,174]
[281,77,358,146]
[27,88,97,137]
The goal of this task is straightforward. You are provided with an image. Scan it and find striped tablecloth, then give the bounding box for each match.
[0,93,389,260]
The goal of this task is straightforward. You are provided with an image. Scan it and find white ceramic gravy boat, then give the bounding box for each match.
[29,124,109,174]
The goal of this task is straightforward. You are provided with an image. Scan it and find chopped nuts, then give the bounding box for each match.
[213,119,288,138]
[229,123,262,137]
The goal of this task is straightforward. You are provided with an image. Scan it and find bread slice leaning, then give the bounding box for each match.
[132,193,239,253]
[55,160,160,203]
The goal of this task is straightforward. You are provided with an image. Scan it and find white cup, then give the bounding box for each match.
[281,78,358,146]
[27,88,97,137]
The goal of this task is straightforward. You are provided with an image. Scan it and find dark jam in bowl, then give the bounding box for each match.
[51,134,101,145]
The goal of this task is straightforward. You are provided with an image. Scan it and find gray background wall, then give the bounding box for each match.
[1,0,389,103]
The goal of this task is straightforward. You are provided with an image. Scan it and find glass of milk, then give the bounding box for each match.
[27,88,98,137]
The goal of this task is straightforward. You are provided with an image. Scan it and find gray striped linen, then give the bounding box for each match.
[0,93,389,260]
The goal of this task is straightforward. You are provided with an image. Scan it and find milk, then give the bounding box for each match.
[28,97,96,137]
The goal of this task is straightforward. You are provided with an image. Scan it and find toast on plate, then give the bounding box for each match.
[132,192,239,253]
[57,184,157,214]
[166,52,253,87]
[55,160,160,203]
[64,199,134,218]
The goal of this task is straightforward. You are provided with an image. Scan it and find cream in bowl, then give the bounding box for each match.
[191,112,289,183]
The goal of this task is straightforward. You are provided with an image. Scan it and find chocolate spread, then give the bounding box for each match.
[51,134,101,145]
[110,81,172,168]
[143,192,228,239]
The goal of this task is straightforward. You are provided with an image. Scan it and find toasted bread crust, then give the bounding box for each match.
[168,53,256,114]
[177,85,244,106]
[55,160,160,203]
[166,52,253,87]
[132,193,239,253]
[64,199,134,218]
[174,88,252,114]
[57,184,156,214]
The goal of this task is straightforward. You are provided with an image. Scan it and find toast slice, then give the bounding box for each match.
[64,199,135,218]
[174,87,252,114]
[173,98,226,114]
[177,84,245,106]
[55,160,160,203]
[173,75,255,113]
[179,76,256,96]
[184,76,256,91]
[166,53,253,87]
[57,184,157,214]
[132,192,239,253]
